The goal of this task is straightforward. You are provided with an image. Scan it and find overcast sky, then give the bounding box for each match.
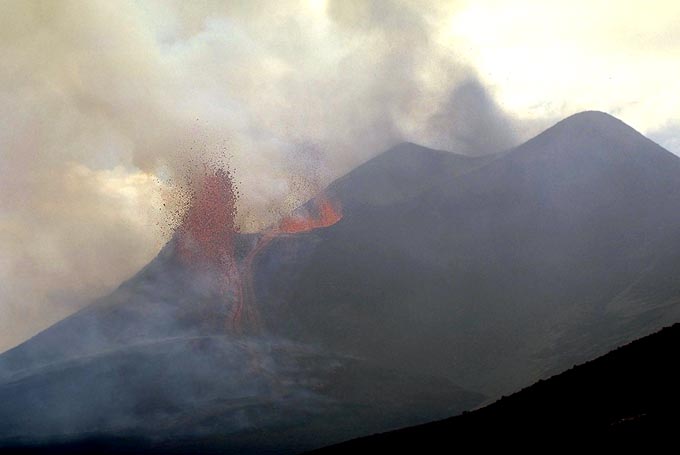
[1,0,678,352]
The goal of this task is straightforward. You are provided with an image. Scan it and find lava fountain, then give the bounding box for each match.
[172,162,342,335]
[174,165,249,332]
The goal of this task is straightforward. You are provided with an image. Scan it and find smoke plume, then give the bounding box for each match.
[0,0,521,351]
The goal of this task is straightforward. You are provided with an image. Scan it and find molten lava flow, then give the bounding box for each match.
[277,195,343,234]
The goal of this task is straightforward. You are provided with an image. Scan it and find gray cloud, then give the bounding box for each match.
[649,123,680,157]
[426,78,519,156]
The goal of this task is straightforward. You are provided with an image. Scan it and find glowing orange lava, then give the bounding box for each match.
[277,196,343,234]
[176,167,238,266]
[174,165,246,332]
[172,163,342,335]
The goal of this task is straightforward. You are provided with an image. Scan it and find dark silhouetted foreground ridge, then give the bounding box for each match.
[313,323,680,452]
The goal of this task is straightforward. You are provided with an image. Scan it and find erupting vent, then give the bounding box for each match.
[174,163,342,335]
[278,196,343,233]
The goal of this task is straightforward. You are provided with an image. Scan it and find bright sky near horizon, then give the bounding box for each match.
[445,0,680,147]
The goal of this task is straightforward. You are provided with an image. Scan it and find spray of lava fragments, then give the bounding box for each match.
[172,162,342,334]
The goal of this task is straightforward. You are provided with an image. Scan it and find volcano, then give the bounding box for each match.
[2,111,680,452]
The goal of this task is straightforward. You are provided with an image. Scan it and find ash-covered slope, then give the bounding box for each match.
[0,145,486,453]
[257,111,680,395]
[313,322,680,452]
